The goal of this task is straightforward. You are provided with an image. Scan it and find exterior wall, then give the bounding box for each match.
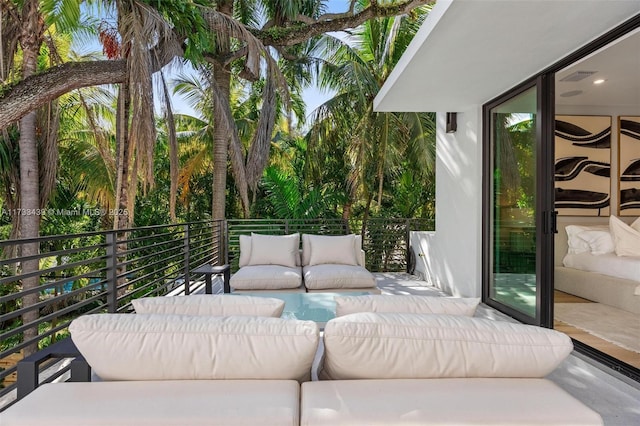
[421,109,483,297]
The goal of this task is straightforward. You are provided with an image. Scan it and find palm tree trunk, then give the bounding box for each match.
[18,0,43,356]
[211,0,233,221]
[212,60,230,221]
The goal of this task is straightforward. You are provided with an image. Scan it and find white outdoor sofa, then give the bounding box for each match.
[230,233,380,293]
[0,295,603,426]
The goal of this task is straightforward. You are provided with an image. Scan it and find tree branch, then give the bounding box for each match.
[256,0,434,47]
[0,60,126,130]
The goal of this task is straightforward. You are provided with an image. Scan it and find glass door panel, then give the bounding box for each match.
[489,86,538,320]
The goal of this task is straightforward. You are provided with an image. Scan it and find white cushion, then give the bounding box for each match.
[576,229,615,255]
[132,295,284,317]
[303,265,375,290]
[247,233,299,268]
[302,234,363,266]
[70,314,319,382]
[565,225,608,254]
[238,234,252,268]
[307,234,358,266]
[230,265,302,290]
[334,295,480,317]
[610,215,640,256]
[0,380,300,426]
[300,379,603,426]
[319,313,573,380]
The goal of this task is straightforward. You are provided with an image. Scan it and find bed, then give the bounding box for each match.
[555,223,640,315]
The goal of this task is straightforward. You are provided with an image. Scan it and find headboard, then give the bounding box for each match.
[554,225,569,267]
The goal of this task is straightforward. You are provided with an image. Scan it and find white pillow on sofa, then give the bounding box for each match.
[70,314,319,382]
[132,295,285,317]
[319,313,573,380]
[609,215,640,257]
[306,234,358,266]
[576,229,615,255]
[565,225,608,254]
[248,233,299,267]
[334,295,480,317]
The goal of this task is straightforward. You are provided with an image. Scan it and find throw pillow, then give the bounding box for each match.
[576,229,615,255]
[609,215,640,256]
[308,234,358,266]
[247,233,299,268]
[565,225,605,254]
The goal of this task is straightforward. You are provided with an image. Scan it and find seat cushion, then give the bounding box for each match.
[303,265,375,290]
[0,380,300,426]
[231,265,302,290]
[319,313,573,380]
[70,314,319,382]
[334,294,480,317]
[132,295,285,317]
[300,379,603,425]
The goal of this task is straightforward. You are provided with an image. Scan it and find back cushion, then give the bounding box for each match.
[302,234,359,266]
[238,234,252,268]
[319,313,572,380]
[248,233,299,268]
[335,295,480,317]
[132,295,285,317]
[70,314,319,382]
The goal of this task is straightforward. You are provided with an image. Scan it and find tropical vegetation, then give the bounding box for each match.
[0,0,437,354]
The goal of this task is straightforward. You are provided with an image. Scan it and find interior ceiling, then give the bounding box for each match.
[556,29,640,107]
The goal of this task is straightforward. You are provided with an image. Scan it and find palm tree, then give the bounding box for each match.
[307,6,435,227]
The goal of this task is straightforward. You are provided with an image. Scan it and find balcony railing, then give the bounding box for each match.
[0,217,432,409]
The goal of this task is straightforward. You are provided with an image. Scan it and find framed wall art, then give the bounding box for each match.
[619,116,640,216]
[554,115,611,216]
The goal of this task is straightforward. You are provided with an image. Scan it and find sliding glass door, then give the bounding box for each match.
[483,78,555,326]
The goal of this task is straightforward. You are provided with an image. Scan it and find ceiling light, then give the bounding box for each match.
[593,79,606,85]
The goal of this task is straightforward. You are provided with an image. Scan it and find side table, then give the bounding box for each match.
[192,264,231,294]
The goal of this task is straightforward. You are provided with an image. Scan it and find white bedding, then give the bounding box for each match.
[563,252,640,286]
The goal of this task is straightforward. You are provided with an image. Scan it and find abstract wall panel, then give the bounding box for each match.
[619,116,640,216]
[555,115,611,216]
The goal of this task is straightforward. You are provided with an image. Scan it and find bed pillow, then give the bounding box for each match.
[307,234,358,266]
[576,229,615,255]
[132,295,285,317]
[565,225,607,254]
[335,295,480,317]
[247,233,299,268]
[609,215,640,257]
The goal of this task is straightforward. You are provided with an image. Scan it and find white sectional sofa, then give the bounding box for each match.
[1,295,603,426]
[230,233,379,293]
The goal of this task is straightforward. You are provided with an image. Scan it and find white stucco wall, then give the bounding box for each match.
[419,109,483,297]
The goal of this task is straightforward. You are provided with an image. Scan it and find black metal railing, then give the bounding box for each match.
[0,220,224,406]
[0,217,432,410]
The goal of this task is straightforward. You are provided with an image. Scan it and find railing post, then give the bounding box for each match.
[183,223,191,295]
[223,220,229,265]
[284,219,289,234]
[105,232,117,313]
[405,219,411,273]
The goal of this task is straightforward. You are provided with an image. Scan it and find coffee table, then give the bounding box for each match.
[241,292,368,326]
